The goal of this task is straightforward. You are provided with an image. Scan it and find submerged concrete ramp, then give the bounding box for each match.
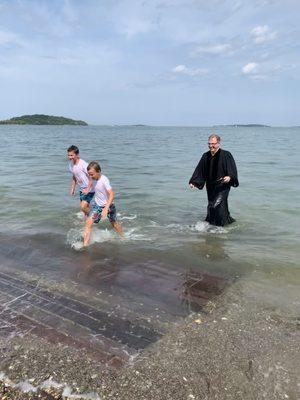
[0,264,229,369]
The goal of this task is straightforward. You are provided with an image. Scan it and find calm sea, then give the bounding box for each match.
[0,125,299,316]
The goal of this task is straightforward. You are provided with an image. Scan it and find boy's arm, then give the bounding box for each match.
[101,189,114,219]
[82,169,94,194]
[70,175,77,195]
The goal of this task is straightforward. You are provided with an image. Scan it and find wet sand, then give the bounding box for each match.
[1,275,299,400]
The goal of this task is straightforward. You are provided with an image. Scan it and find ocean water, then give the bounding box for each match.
[0,125,299,317]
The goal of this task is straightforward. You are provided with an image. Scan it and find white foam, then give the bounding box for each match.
[75,211,85,221]
[0,372,101,400]
[0,372,9,382]
[194,221,228,234]
[62,386,101,399]
[194,221,210,232]
[165,223,190,233]
[40,379,64,389]
[148,220,158,227]
[72,241,84,251]
[67,228,84,250]
[67,224,152,250]
[14,381,37,393]
[122,228,152,242]
[118,213,137,221]
[90,228,116,244]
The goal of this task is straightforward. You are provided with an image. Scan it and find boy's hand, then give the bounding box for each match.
[70,187,75,196]
[82,188,89,195]
[101,208,108,220]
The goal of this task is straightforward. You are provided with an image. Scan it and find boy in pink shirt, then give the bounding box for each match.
[67,145,94,217]
[83,161,122,247]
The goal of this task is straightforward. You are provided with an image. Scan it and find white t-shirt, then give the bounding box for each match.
[93,175,112,206]
[69,159,91,191]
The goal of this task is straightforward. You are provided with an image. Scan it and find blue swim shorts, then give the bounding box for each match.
[90,203,117,224]
[79,191,95,203]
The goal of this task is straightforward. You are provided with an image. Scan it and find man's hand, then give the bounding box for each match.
[222,176,231,183]
[70,187,75,196]
[82,188,89,195]
[189,183,195,189]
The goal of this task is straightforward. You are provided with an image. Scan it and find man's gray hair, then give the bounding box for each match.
[208,134,221,142]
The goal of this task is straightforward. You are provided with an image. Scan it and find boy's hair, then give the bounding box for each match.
[87,161,101,173]
[67,145,79,154]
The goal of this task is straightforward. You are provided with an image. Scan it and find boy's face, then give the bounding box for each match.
[68,151,79,162]
[88,167,100,180]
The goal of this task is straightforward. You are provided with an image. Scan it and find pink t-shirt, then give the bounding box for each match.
[69,159,90,191]
[93,175,112,206]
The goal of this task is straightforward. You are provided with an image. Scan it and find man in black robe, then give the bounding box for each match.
[189,134,239,226]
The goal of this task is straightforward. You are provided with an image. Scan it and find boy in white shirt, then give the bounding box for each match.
[83,161,123,247]
[67,145,94,217]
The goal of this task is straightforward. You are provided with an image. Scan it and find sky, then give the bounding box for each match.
[0,0,299,126]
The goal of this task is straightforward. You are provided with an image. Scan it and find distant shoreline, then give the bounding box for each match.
[0,114,88,126]
[1,120,299,128]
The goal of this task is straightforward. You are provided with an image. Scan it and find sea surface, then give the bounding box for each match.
[0,125,299,322]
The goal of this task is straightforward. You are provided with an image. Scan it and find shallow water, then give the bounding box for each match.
[0,125,299,331]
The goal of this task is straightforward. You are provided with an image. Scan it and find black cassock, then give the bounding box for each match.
[189,149,239,226]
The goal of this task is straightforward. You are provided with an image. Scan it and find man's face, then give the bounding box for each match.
[208,138,220,155]
[88,167,100,180]
[68,151,79,162]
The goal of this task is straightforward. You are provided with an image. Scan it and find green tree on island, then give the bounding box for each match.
[0,114,88,125]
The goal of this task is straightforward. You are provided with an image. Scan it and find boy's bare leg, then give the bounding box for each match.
[111,221,123,236]
[83,218,94,247]
[80,201,90,217]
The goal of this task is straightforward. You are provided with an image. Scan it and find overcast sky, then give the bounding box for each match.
[0,0,299,125]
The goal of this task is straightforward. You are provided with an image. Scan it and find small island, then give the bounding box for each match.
[232,124,270,127]
[0,114,88,126]
[214,124,270,128]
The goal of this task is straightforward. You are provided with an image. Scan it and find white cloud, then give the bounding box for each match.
[19,2,78,38]
[119,17,156,38]
[250,25,277,44]
[173,64,187,73]
[192,43,232,56]
[172,64,208,76]
[0,30,19,46]
[241,62,284,81]
[242,62,258,74]
[109,1,159,39]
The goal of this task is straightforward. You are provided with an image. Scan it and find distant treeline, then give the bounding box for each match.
[214,124,270,128]
[0,114,88,126]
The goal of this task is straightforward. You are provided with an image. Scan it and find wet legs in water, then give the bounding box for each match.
[83,218,123,247]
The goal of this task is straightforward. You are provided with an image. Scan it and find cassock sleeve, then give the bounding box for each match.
[189,153,206,189]
[225,152,239,187]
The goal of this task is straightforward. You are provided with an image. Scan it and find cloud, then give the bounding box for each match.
[19,1,79,38]
[172,64,208,76]
[118,17,156,39]
[242,62,259,74]
[192,43,232,56]
[0,30,20,46]
[241,61,286,81]
[250,25,277,44]
[109,1,159,39]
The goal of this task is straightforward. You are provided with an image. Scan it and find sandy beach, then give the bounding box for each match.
[1,275,299,400]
